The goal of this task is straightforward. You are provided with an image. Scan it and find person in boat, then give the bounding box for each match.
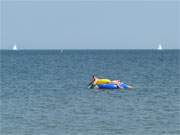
[89,75,133,89]
[88,75,120,88]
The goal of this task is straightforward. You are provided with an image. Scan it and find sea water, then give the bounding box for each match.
[0,50,180,135]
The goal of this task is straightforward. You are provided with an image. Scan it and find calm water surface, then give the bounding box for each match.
[0,50,180,135]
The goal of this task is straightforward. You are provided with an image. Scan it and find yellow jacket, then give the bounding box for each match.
[95,79,111,85]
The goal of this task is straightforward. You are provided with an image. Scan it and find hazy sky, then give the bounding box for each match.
[1,0,179,49]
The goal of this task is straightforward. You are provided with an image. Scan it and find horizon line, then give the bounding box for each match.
[0,48,179,51]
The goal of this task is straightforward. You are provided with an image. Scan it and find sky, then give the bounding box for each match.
[1,0,179,49]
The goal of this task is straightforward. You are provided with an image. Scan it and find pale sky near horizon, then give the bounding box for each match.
[1,0,179,49]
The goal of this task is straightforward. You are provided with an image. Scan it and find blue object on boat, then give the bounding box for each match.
[120,83,128,89]
[97,83,129,90]
[97,84,118,89]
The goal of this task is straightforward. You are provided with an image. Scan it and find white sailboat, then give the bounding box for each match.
[157,44,162,50]
[13,44,18,50]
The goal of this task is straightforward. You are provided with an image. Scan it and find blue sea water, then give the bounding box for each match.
[0,50,180,135]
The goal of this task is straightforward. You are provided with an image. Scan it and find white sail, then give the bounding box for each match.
[157,44,162,50]
[13,44,18,50]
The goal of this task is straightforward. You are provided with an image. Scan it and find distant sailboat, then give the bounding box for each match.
[13,44,18,50]
[157,44,162,50]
